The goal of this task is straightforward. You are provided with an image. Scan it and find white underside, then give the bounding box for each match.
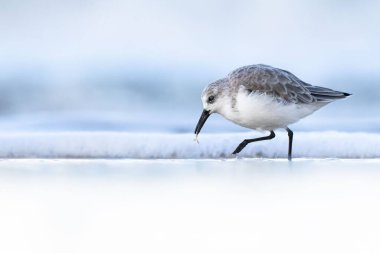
[219,91,327,131]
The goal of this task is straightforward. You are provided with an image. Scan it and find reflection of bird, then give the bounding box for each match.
[194,64,351,160]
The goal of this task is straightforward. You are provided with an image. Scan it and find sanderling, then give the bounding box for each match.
[194,64,351,160]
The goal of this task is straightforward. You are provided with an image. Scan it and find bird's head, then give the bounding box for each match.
[194,78,229,137]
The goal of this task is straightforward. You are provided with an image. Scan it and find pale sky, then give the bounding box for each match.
[1,0,379,79]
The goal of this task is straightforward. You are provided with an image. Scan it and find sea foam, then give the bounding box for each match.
[0,131,378,159]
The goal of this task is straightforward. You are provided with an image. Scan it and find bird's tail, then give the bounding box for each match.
[306,86,351,102]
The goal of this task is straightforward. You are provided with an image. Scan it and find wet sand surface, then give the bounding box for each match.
[0,159,379,253]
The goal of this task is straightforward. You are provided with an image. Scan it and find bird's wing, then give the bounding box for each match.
[228,65,316,104]
[303,85,351,101]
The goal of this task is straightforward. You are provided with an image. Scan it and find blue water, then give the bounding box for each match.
[0,1,379,134]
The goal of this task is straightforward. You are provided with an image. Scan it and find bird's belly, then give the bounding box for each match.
[221,93,323,130]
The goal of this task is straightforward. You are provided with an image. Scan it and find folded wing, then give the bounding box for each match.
[228,64,350,104]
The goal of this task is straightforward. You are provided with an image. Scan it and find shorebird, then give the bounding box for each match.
[194,64,351,160]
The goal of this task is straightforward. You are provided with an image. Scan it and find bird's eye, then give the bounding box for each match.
[208,95,215,103]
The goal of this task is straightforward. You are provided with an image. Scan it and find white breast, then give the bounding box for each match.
[219,91,325,131]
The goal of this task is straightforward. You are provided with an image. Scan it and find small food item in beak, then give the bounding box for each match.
[194,134,199,144]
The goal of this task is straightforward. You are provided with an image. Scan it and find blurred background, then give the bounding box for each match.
[0,0,379,133]
[1,3,380,252]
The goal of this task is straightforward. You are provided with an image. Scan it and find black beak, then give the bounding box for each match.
[194,109,211,135]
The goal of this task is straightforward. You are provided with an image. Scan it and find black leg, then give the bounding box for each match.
[232,131,276,155]
[286,127,293,161]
